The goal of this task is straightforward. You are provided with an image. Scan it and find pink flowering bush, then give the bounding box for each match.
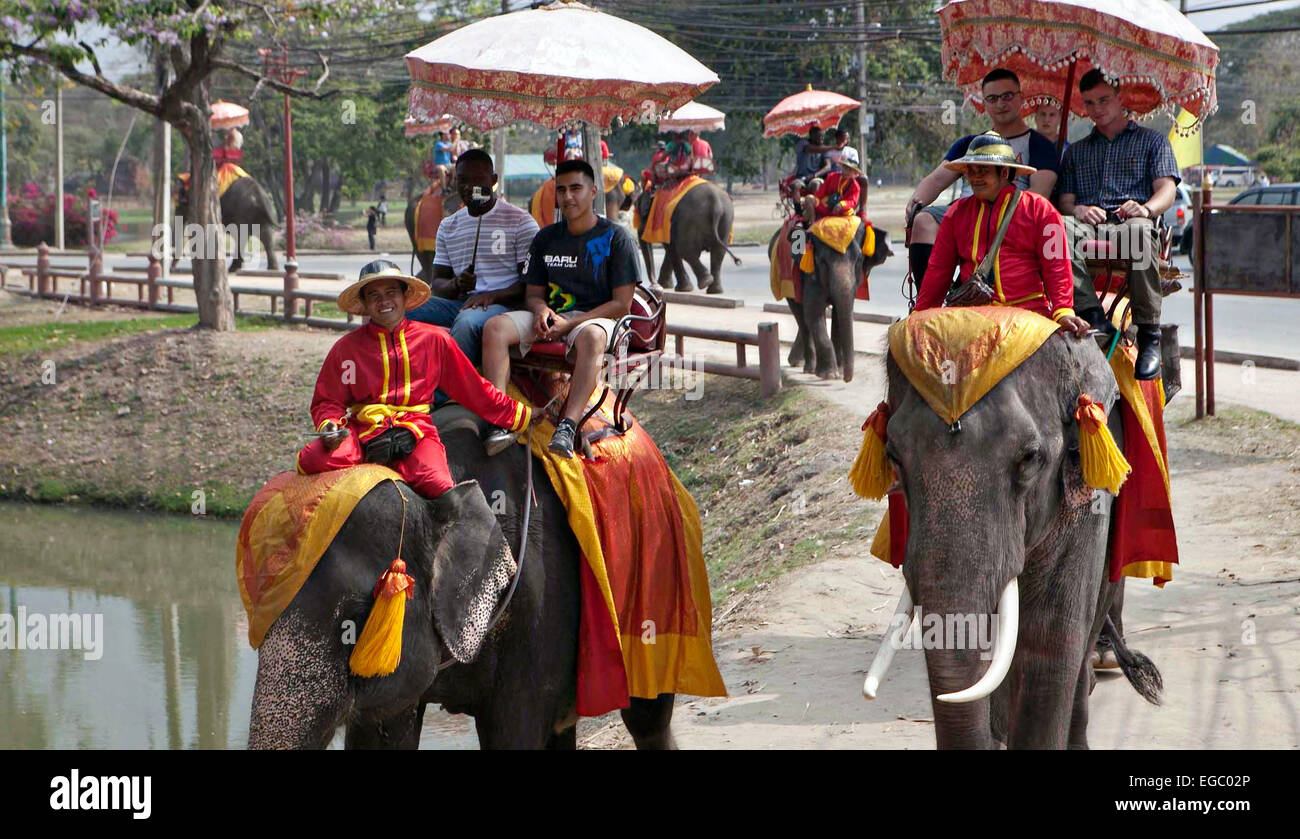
[293,211,349,250]
[7,183,119,247]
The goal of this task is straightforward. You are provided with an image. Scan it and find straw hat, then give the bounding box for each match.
[942,132,1036,176]
[839,146,864,176]
[337,259,431,316]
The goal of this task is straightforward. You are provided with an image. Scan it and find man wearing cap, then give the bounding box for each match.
[914,134,1091,338]
[297,260,533,498]
[407,149,540,367]
[803,146,864,224]
[1059,69,1180,380]
[906,69,1062,302]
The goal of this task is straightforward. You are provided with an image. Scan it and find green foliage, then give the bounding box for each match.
[1253,144,1300,182]
[1205,6,1300,155]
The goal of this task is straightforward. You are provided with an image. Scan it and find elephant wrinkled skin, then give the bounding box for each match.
[882,333,1160,748]
[247,406,676,749]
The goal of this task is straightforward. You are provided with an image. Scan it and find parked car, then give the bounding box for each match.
[1180,183,1299,256]
[1226,183,1300,206]
[1163,183,1194,254]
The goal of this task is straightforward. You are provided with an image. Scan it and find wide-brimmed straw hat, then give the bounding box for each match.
[337,259,431,316]
[839,146,864,175]
[942,133,1036,175]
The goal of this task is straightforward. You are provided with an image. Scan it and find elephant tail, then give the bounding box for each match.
[711,225,742,267]
[1102,614,1163,706]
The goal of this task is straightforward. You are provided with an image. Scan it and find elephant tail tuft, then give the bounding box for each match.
[1103,614,1163,705]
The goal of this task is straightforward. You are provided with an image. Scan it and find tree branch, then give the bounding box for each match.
[213,57,342,99]
[3,43,162,116]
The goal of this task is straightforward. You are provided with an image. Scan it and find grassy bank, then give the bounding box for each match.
[0,291,886,601]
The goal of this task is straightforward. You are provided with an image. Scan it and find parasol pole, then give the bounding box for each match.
[1058,59,1077,158]
[581,121,603,218]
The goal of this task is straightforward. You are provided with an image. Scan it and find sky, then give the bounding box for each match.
[54,0,1300,83]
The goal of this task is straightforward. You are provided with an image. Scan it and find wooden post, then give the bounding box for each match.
[283,258,299,320]
[36,241,49,297]
[146,253,161,307]
[1193,186,1207,419]
[87,216,103,304]
[758,321,781,397]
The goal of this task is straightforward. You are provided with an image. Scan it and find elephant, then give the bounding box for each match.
[247,405,677,749]
[403,188,461,282]
[875,331,1161,749]
[174,175,279,273]
[635,180,740,294]
[776,223,893,383]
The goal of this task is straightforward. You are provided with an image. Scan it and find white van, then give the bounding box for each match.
[1215,167,1256,187]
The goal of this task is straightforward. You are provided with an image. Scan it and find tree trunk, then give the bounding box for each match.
[320,159,332,217]
[184,104,236,332]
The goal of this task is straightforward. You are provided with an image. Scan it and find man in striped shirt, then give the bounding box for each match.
[408,149,540,367]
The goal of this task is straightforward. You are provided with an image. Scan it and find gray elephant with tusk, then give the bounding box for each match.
[858,310,1162,749]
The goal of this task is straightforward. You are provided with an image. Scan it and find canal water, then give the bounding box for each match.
[0,502,476,749]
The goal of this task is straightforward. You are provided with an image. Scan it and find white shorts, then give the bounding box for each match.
[503,309,616,357]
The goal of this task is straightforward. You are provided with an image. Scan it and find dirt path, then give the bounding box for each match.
[580,399,1300,750]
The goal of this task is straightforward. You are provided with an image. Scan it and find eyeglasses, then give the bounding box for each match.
[984,91,1021,103]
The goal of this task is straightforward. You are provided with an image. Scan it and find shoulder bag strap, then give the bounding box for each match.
[972,188,1022,284]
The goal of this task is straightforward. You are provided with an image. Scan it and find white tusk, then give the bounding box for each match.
[937,577,1019,704]
[862,585,915,700]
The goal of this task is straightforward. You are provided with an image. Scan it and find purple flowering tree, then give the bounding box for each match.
[0,1,398,330]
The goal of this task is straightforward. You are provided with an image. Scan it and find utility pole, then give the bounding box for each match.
[1,63,12,249]
[55,76,64,250]
[856,0,868,173]
[153,55,171,277]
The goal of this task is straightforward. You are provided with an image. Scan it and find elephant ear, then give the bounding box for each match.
[427,480,517,664]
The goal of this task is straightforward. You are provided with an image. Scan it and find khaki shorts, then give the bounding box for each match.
[504,309,616,357]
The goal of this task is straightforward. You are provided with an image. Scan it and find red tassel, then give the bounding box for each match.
[373,558,415,600]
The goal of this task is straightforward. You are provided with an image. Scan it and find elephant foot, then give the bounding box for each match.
[803,360,816,375]
[228,258,244,274]
[816,367,840,381]
[675,280,695,293]
[658,277,674,290]
[705,278,724,294]
[788,345,805,367]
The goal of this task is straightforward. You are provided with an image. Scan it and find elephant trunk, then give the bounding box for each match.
[248,611,350,749]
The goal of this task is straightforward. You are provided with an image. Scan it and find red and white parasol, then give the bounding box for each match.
[938,0,1218,128]
[210,101,250,130]
[403,113,457,138]
[763,86,861,138]
[404,0,718,130]
[658,101,726,133]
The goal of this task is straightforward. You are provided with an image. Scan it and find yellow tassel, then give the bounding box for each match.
[798,245,814,274]
[621,176,635,195]
[862,222,876,258]
[848,401,893,500]
[349,558,415,678]
[1075,394,1132,495]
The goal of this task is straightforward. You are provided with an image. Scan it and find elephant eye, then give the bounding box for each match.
[1016,448,1042,481]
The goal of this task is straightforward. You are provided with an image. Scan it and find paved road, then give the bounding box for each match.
[94,245,1300,362]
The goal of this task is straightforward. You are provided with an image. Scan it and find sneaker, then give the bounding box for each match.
[483,425,517,456]
[548,419,578,458]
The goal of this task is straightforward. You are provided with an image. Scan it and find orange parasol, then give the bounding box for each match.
[763,85,861,138]
[210,101,249,130]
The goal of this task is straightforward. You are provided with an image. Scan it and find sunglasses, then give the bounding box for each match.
[984,91,1021,104]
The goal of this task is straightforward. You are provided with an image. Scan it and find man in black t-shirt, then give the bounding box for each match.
[481,159,639,457]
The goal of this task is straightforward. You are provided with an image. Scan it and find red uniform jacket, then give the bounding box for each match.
[310,319,530,443]
[814,171,861,218]
[917,185,1076,321]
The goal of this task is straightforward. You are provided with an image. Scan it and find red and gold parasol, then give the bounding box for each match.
[403,113,457,138]
[210,101,250,130]
[938,0,1218,129]
[763,86,861,138]
[658,101,726,133]
[405,0,718,130]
